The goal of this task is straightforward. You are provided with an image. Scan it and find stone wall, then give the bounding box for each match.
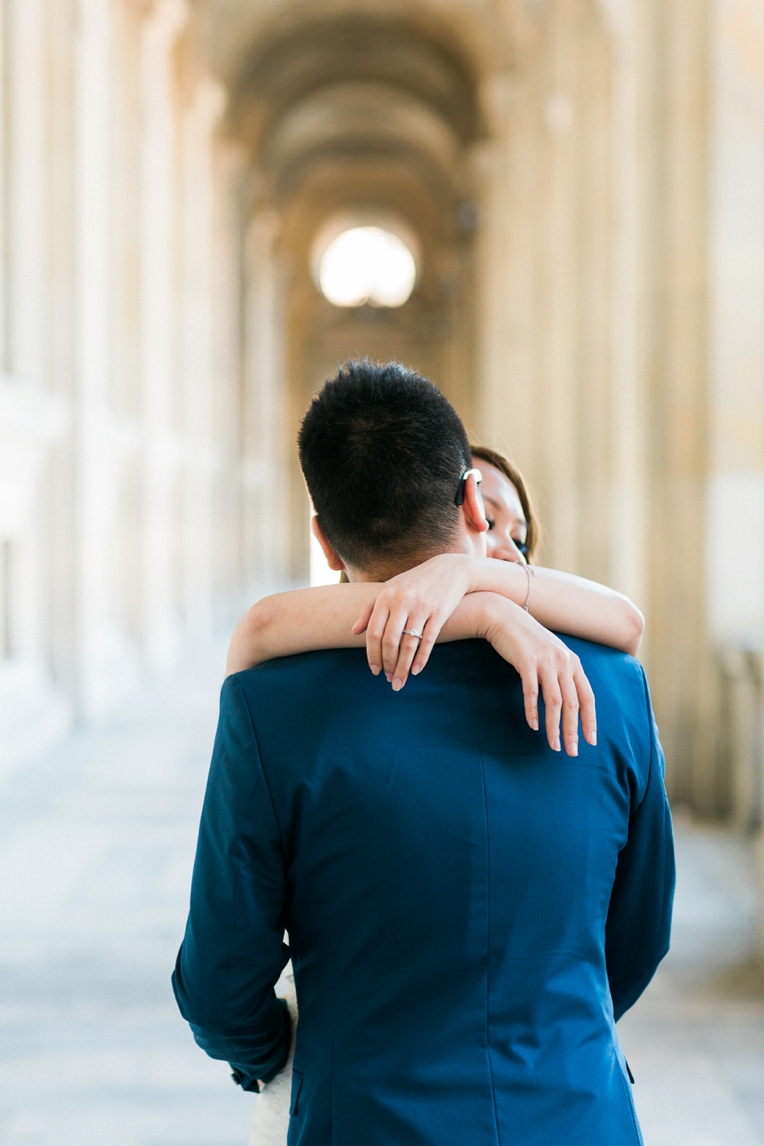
[0,0,288,772]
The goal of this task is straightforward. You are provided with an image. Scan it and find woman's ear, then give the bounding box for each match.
[461,471,489,535]
[311,516,347,572]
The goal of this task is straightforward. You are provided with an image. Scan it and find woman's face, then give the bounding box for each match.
[478,462,529,563]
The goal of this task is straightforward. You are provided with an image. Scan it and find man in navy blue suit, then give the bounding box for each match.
[173,361,674,1145]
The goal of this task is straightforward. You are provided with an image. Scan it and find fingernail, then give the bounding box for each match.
[531,718,539,731]
[392,678,403,691]
[569,740,578,757]
[385,673,392,683]
[591,731,597,746]
[553,737,561,752]
[370,664,380,676]
[411,664,422,675]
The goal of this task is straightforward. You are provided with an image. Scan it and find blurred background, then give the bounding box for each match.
[0,1,763,1144]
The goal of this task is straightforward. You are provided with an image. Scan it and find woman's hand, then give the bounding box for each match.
[352,555,596,756]
[352,554,474,686]
[478,596,596,756]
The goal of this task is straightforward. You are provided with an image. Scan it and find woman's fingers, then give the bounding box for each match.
[364,601,391,675]
[558,668,581,756]
[410,618,440,678]
[481,602,597,754]
[539,653,582,756]
[540,652,592,756]
[518,665,540,732]
[390,638,418,689]
[575,665,597,746]
[352,601,374,636]
[392,614,445,687]
[539,667,564,752]
[365,591,439,685]
[390,618,429,689]
[380,606,412,678]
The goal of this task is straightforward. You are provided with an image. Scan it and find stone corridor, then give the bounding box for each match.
[1,645,763,1146]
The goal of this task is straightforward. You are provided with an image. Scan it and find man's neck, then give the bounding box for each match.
[345,538,477,583]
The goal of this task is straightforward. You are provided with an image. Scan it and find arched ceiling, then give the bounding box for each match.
[197,0,519,94]
[192,2,518,208]
[228,12,484,149]
[260,82,464,198]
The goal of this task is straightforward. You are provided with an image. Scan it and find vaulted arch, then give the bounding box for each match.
[211,3,493,578]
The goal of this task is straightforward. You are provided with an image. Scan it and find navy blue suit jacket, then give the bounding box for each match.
[173,638,674,1145]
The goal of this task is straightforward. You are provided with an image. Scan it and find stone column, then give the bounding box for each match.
[476,6,609,578]
[536,11,583,576]
[243,208,290,594]
[207,139,248,611]
[705,0,764,948]
[598,0,650,613]
[707,0,764,681]
[649,0,715,809]
[474,71,541,503]
[0,0,73,767]
[180,77,225,638]
[7,0,45,384]
[139,0,188,669]
[74,0,141,719]
[599,0,717,809]
[6,0,47,672]
[573,10,613,587]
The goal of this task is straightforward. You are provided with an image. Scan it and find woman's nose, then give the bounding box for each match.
[492,536,526,563]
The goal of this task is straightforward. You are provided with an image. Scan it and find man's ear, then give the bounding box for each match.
[461,471,489,535]
[311,516,346,572]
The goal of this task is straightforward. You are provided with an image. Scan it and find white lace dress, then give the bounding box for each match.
[249,962,298,1146]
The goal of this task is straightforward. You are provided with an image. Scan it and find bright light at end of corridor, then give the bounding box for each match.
[318,226,417,308]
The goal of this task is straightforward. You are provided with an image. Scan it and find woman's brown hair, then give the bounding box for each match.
[469,444,540,563]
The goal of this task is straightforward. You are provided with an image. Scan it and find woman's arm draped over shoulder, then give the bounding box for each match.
[227,557,643,678]
[461,557,645,656]
[360,556,643,666]
[226,585,373,675]
[226,582,500,674]
[226,585,597,758]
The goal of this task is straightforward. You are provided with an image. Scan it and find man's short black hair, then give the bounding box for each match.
[299,359,471,571]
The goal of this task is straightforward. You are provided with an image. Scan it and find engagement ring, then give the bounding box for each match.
[402,628,423,640]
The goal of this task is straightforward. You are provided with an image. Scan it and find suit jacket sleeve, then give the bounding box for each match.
[172,673,291,1086]
[605,667,676,1022]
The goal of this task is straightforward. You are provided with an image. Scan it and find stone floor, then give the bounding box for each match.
[0,643,763,1146]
